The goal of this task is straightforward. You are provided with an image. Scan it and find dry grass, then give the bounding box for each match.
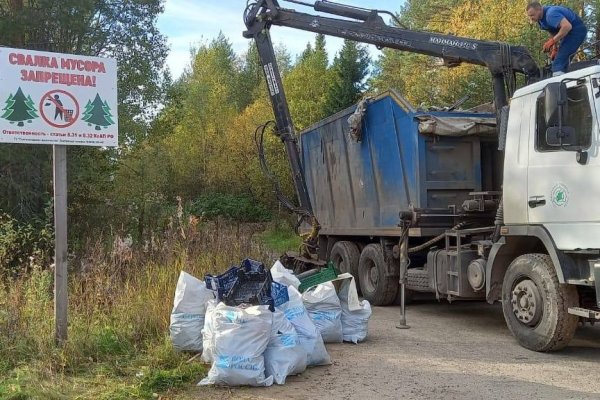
[0,218,281,399]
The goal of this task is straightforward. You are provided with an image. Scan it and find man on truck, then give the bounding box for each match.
[526,2,587,76]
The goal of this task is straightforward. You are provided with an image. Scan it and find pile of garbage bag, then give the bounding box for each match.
[169,258,372,387]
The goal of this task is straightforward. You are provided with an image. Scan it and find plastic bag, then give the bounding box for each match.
[264,310,307,384]
[302,282,343,343]
[170,313,204,352]
[277,286,331,366]
[199,303,274,387]
[170,271,215,352]
[271,260,301,289]
[338,279,372,343]
[201,300,218,363]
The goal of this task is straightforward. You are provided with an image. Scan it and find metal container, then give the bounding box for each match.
[299,90,499,237]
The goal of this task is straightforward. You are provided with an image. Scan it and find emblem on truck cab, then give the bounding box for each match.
[551,183,569,207]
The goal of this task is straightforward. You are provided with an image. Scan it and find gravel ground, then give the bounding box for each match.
[186,300,600,400]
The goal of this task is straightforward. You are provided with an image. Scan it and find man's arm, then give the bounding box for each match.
[552,18,572,42]
[543,17,572,52]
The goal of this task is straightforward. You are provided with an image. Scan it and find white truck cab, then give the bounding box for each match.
[488,66,600,351]
[505,66,600,248]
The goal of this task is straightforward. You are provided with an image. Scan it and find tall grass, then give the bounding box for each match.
[0,217,279,399]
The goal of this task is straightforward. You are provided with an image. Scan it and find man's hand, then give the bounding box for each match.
[543,37,556,52]
[550,45,558,60]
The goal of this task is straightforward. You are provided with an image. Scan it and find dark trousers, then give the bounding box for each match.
[553,25,587,73]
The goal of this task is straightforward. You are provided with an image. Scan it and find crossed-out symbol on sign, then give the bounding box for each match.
[39,89,79,128]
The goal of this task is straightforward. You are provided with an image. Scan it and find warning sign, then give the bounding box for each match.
[40,90,79,128]
[0,47,117,147]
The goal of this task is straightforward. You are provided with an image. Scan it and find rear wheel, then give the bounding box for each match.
[330,241,360,278]
[358,243,398,306]
[501,254,579,352]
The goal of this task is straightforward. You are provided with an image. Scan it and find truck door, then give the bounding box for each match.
[527,77,600,230]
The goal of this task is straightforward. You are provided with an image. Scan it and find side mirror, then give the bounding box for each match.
[546,126,575,147]
[544,82,568,126]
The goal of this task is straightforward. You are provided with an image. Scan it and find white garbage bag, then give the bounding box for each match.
[271,260,301,289]
[199,303,274,387]
[201,300,218,363]
[338,279,372,343]
[170,313,204,352]
[302,282,343,343]
[170,271,214,352]
[277,286,331,366]
[264,310,307,384]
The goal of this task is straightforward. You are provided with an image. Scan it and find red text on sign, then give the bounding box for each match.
[20,70,96,87]
[9,53,58,69]
[9,53,106,73]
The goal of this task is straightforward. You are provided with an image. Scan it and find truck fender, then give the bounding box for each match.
[485,226,567,303]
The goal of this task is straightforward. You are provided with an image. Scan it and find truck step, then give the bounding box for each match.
[568,307,600,320]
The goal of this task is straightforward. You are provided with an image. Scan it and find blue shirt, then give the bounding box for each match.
[538,6,584,35]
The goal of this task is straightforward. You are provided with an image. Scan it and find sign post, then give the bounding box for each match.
[0,47,118,344]
[53,144,68,343]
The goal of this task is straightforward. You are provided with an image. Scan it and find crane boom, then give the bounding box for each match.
[242,0,541,256]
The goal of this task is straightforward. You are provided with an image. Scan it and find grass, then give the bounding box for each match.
[259,220,303,254]
[0,218,297,399]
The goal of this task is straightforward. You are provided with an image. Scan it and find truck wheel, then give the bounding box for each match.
[501,254,579,352]
[358,243,398,306]
[330,241,360,278]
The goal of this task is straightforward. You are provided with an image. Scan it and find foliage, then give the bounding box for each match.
[285,34,332,130]
[0,0,169,254]
[260,219,303,254]
[324,40,371,115]
[0,212,53,277]
[189,193,272,223]
[370,0,600,109]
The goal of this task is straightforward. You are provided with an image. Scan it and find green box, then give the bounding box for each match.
[298,262,339,292]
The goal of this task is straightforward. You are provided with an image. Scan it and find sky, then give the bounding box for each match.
[157,0,404,79]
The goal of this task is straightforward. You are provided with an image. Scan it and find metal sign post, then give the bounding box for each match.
[53,145,68,343]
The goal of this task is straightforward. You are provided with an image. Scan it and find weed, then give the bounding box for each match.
[140,363,207,394]
[0,218,295,398]
[260,219,302,254]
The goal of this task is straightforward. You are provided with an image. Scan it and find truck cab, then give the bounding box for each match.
[486,66,600,351]
[504,66,600,246]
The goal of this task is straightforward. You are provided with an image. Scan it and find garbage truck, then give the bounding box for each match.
[243,0,600,351]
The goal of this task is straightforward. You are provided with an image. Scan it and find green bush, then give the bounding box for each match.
[0,213,54,277]
[189,193,272,222]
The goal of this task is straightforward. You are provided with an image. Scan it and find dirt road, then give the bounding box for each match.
[190,300,600,400]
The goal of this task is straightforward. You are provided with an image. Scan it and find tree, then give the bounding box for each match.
[0,0,168,248]
[285,34,332,130]
[371,0,552,109]
[156,33,241,200]
[1,87,38,127]
[235,43,263,111]
[82,94,115,130]
[324,40,370,115]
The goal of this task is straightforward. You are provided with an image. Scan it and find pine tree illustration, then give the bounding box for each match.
[1,87,39,127]
[82,94,115,131]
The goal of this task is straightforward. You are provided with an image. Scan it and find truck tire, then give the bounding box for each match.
[358,243,398,306]
[330,241,360,279]
[501,254,579,352]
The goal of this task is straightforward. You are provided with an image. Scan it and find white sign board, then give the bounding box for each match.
[0,47,118,147]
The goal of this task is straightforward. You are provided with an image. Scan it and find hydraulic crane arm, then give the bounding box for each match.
[242,0,541,256]
[244,0,541,109]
